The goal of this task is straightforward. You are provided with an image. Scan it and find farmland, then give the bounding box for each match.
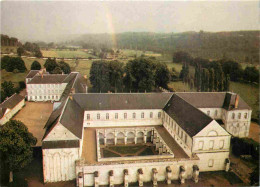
[41,49,97,59]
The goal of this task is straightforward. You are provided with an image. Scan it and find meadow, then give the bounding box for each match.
[41,49,97,59]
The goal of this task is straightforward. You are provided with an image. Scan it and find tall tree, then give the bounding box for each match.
[224,74,230,91]
[0,120,37,182]
[1,81,15,98]
[44,58,58,73]
[89,61,111,92]
[17,47,25,56]
[173,51,192,64]
[58,61,71,74]
[155,62,171,89]
[209,68,215,92]
[108,61,124,92]
[31,61,41,70]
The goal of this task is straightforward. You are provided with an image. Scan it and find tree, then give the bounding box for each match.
[59,61,71,74]
[44,58,58,73]
[17,47,25,56]
[31,61,41,70]
[108,61,124,92]
[202,68,210,92]
[1,81,15,98]
[224,74,230,91]
[0,120,37,182]
[124,58,156,92]
[179,63,189,83]
[209,68,215,92]
[52,66,63,74]
[1,56,11,70]
[34,49,43,58]
[173,51,192,64]
[1,57,26,72]
[155,62,171,88]
[89,61,111,92]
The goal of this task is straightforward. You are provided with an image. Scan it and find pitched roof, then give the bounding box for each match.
[59,98,84,139]
[27,74,68,84]
[176,92,251,110]
[72,93,173,111]
[42,140,79,149]
[26,70,40,78]
[0,94,24,118]
[164,94,213,137]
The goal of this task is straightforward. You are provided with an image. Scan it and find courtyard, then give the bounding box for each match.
[13,101,53,146]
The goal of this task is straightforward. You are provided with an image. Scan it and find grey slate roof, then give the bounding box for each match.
[59,98,84,139]
[164,94,213,137]
[27,74,68,84]
[42,140,79,149]
[26,70,40,78]
[0,94,24,118]
[176,92,251,110]
[72,93,173,111]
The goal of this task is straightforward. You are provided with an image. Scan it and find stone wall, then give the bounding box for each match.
[76,158,199,186]
[43,148,80,183]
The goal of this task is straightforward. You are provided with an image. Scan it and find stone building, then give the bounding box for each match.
[41,92,251,186]
[26,71,88,102]
[0,93,25,125]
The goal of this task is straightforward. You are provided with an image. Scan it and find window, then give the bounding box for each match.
[181,131,183,139]
[44,96,46,99]
[215,110,218,116]
[141,112,144,119]
[158,112,161,119]
[174,124,176,131]
[232,113,235,119]
[238,113,241,119]
[219,140,224,149]
[207,111,210,116]
[39,96,42,99]
[208,159,214,167]
[124,113,127,119]
[56,96,58,99]
[185,134,187,143]
[150,112,153,118]
[199,141,204,150]
[97,113,100,120]
[209,140,214,149]
[177,126,179,135]
[115,113,118,119]
[106,113,109,120]
[35,96,37,99]
[87,114,90,120]
[244,113,248,119]
[133,113,136,119]
[52,96,54,99]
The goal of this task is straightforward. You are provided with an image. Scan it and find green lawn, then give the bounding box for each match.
[168,81,196,92]
[139,147,155,156]
[109,145,144,154]
[230,81,259,119]
[103,149,121,158]
[42,49,97,59]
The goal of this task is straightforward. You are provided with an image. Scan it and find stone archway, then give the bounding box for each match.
[146,131,152,142]
[99,133,105,145]
[127,132,135,144]
[107,133,114,145]
[117,132,125,144]
[137,131,144,143]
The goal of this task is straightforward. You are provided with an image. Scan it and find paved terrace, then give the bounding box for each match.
[81,125,191,165]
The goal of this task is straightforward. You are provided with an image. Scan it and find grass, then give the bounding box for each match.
[230,81,259,119]
[139,147,155,156]
[41,49,97,59]
[103,149,120,158]
[168,81,196,92]
[109,145,144,154]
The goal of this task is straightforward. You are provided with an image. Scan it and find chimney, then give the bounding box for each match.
[235,94,239,108]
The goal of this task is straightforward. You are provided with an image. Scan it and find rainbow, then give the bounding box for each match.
[104,4,117,49]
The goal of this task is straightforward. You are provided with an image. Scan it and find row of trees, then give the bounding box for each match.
[174,51,259,84]
[90,58,171,93]
[17,42,42,58]
[43,58,71,74]
[1,34,20,47]
[1,56,27,73]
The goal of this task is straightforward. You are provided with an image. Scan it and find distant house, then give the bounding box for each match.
[0,93,25,125]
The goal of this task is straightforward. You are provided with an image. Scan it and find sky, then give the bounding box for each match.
[1,1,259,42]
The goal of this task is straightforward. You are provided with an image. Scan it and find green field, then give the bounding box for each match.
[42,49,97,59]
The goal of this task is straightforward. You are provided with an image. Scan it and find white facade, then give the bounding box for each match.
[27,83,67,102]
